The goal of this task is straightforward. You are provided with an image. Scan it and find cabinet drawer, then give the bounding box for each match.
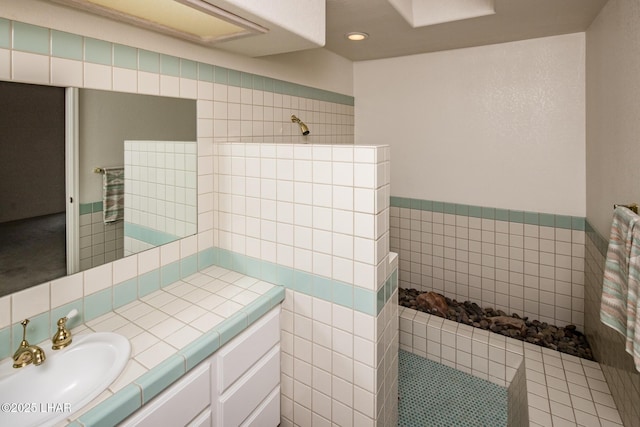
[218,345,280,427]
[188,408,212,427]
[120,363,210,427]
[216,306,280,393]
[241,385,280,427]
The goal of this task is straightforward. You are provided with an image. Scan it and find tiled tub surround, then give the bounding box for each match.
[390,198,586,330]
[0,266,285,427]
[585,223,640,427]
[213,142,398,426]
[399,307,624,427]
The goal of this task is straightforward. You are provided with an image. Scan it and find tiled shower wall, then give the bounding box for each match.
[585,224,640,427]
[124,140,198,256]
[78,207,123,271]
[390,198,586,330]
[213,142,398,426]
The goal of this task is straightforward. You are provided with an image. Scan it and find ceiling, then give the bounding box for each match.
[325,0,609,61]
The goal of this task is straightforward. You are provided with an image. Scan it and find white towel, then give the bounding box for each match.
[600,206,640,371]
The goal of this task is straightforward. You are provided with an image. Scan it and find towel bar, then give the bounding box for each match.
[614,203,638,214]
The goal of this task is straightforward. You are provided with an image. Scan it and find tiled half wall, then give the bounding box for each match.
[399,306,624,427]
[390,197,586,329]
[213,142,398,426]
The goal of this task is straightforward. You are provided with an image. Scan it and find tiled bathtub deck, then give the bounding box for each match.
[0,266,284,427]
[399,307,623,427]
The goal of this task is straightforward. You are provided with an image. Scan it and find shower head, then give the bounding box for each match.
[291,114,310,136]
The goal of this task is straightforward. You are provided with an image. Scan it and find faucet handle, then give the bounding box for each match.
[51,309,78,350]
[13,319,41,368]
[19,319,29,342]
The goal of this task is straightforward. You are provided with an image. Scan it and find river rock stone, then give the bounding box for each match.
[399,287,594,360]
[416,291,449,317]
[488,316,526,330]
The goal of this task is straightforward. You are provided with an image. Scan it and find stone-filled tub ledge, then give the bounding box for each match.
[52,265,284,427]
[400,307,624,427]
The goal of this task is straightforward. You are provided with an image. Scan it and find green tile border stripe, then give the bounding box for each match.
[79,201,104,215]
[390,196,586,231]
[77,286,284,426]
[6,18,354,106]
[0,247,217,358]
[124,222,180,247]
[4,240,384,426]
[212,248,397,316]
[73,267,283,426]
[586,219,609,258]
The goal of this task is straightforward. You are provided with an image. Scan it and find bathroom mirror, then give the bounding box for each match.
[0,82,197,297]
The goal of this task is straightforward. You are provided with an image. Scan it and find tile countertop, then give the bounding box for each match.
[3,266,285,427]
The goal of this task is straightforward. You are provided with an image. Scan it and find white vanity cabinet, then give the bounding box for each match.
[120,306,281,427]
[212,307,281,427]
[120,362,211,427]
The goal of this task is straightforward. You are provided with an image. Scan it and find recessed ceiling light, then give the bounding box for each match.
[346,32,369,41]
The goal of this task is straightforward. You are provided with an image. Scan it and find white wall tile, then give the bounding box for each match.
[112,67,136,92]
[333,186,354,211]
[0,295,10,328]
[51,57,82,86]
[113,255,138,284]
[12,282,50,320]
[13,51,49,84]
[138,71,159,95]
[83,62,111,90]
[159,74,179,97]
[84,263,113,295]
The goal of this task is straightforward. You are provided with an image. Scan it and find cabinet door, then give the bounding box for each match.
[240,385,280,427]
[120,363,210,427]
[188,408,212,427]
[216,306,280,393]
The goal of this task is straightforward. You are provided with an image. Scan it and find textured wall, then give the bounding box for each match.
[586,0,640,237]
[354,33,586,216]
[585,1,640,425]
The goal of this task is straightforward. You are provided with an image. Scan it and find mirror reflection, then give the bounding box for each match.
[0,83,197,297]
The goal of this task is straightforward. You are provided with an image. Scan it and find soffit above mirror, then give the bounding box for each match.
[49,0,326,57]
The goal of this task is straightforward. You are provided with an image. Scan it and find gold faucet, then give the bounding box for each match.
[51,309,77,350]
[13,319,46,368]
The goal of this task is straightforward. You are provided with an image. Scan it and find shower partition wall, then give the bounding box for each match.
[390,198,586,330]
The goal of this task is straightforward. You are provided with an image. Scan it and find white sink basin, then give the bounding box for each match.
[0,332,131,427]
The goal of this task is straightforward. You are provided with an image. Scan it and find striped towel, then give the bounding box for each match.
[102,167,124,223]
[601,206,640,371]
